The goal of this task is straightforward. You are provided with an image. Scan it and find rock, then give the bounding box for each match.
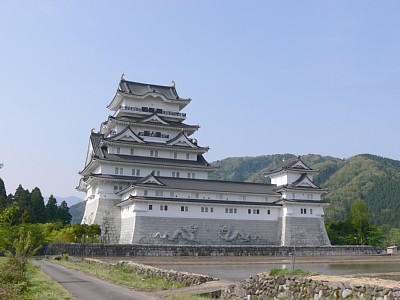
[342,289,352,299]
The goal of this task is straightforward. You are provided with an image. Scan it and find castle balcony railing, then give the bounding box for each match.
[138,131,170,138]
[119,106,186,117]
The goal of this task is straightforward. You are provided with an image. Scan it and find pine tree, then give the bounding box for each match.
[46,195,58,222]
[12,185,31,221]
[57,201,72,225]
[0,177,6,209]
[29,187,46,223]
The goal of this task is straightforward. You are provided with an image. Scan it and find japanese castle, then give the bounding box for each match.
[78,76,331,246]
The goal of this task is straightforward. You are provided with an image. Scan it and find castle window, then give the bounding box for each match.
[174,152,177,159]
[310,209,313,214]
[116,147,120,154]
[234,208,237,213]
[170,191,174,197]
[132,169,135,176]
[225,208,228,213]
[267,209,270,215]
[115,167,119,175]
[136,169,140,176]
[253,209,260,214]
[181,206,188,212]
[201,207,204,212]
[248,209,251,214]
[114,186,118,192]
[187,173,191,178]
[172,172,175,177]
[154,150,158,157]
[144,190,148,196]
[292,193,295,199]
[160,205,168,211]
[119,168,123,175]
[176,172,180,178]
[186,153,190,160]
[130,148,134,155]
[192,173,195,179]
[301,208,303,214]
[304,208,307,214]
[155,191,163,197]
[210,207,214,213]
[149,204,153,210]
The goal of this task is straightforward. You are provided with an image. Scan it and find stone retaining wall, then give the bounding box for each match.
[40,243,379,257]
[222,273,400,299]
[81,258,214,286]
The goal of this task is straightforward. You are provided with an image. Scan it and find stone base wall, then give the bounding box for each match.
[282,216,331,246]
[40,243,378,257]
[132,216,280,245]
[82,258,214,286]
[223,273,400,300]
[82,198,121,244]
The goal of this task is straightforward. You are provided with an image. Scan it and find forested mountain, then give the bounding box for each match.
[210,153,400,232]
[69,201,85,224]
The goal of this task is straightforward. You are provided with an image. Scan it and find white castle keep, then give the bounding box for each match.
[78,77,331,246]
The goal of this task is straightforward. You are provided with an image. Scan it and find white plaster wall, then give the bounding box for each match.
[120,201,280,221]
[282,204,325,218]
[121,97,181,112]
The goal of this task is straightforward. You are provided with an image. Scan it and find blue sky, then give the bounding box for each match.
[1,1,399,198]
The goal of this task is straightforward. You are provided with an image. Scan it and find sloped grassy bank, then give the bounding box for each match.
[51,256,216,292]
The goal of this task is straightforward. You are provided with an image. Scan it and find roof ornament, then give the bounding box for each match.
[171,80,176,88]
[91,128,96,133]
[297,155,301,160]
[120,73,125,81]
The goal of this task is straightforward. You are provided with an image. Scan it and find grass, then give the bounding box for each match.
[52,258,187,292]
[268,268,312,276]
[24,262,76,300]
[165,294,214,300]
[1,257,76,300]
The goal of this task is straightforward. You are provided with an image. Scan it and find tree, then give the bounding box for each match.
[0,177,7,209]
[351,199,370,245]
[29,187,46,223]
[11,185,31,220]
[87,224,101,242]
[46,195,58,222]
[57,201,72,225]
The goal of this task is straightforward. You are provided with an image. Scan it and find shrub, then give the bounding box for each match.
[268,268,311,276]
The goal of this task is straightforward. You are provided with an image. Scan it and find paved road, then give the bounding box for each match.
[33,260,163,300]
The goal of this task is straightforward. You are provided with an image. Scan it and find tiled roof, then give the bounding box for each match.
[119,80,180,100]
[119,196,282,207]
[108,115,198,129]
[134,176,278,194]
[99,152,215,169]
[264,156,315,175]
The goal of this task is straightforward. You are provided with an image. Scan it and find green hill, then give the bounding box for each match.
[69,201,85,224]
[210,153,400,231]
